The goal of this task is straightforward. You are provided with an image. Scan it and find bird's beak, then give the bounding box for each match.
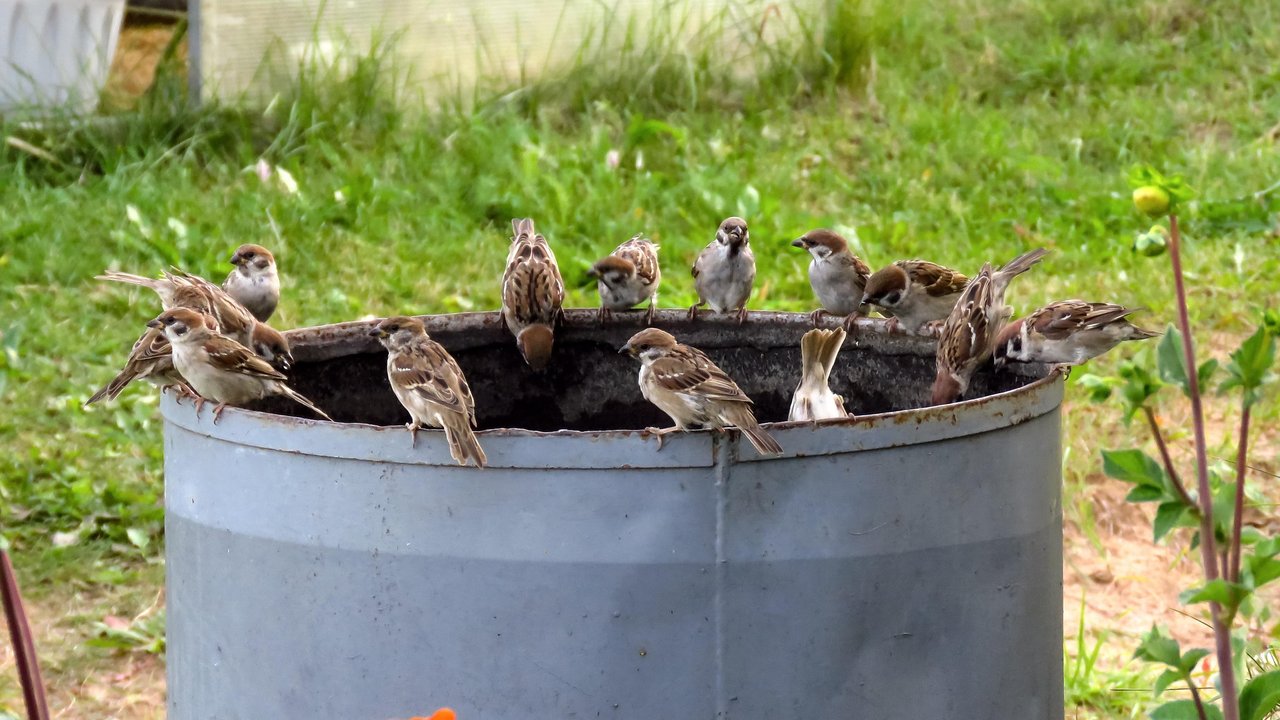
[229,252,243,266]
[619,343,632,355]
[368,327,387,339]
[147,318,163,330]
[790,238,805,249]
[586,267,599,279]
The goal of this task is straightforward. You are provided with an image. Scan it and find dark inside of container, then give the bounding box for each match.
[251,313,1047,431]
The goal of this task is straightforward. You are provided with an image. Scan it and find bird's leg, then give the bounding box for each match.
[809,308,827,327]
[406,422,420,448]
[686,300,705,321]
[736,305,749,324]
[190,394,208,417]
[597,306,612,324]
[883,316,901,334]
[642,426,679,451]
[645,295,657,326]
[211,402,229,424]
[843,312,863,332]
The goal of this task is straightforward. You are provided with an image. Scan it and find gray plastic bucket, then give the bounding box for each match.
[163,310,1064,719]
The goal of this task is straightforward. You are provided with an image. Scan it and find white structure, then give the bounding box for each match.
[191,0,806,102]
[0,0,125,112]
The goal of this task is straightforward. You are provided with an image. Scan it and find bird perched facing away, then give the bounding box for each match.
[588,234,661,324]
[98,268,258,348]
[85,326,192,406]
[994,300,1159,368]
[789,328,849,423]
[250,322,293,372]
[223,243,280,323]
[791,229,871,329]
[149,307,330,423]
[370,316,486,467]
[932,247,1049,405]
[621,328,782,456]
[690,217,756,323]
[501,218,565,371]
[861,260,970,334]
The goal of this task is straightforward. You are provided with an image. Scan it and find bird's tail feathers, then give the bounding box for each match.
[799,327,846,389]
[97,271,161,290]
[997,247,1050,280]
[280,385,332,421]
[722,405,782,456]
[444,417,488,468]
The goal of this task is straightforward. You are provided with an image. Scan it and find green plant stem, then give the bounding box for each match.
[1142,406,1196,510]
[1169,213,1239,720]
[1229,404,1251,583]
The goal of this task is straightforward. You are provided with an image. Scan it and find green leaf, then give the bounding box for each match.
[1103,449,1166,490]
[1243,556,1280,590]
[1157,326,1192,396]
[1221,325,1276,407]
[1153,668,1183,698]
[1127,485,1167,503]
[1198,359,1218,388]
[1150,700,1223,720]
[1153,502,1190,542]
[1177,648,1211,675]
[1134,626,1182,667]
[1240,669,1280,720]
[1179,579,1249,608]
[1076,373,1117,403]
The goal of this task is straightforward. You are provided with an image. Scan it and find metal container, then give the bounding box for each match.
[163,310,1064,719]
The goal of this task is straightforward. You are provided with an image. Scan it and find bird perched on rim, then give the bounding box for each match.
[588,233,661,324]
[501,218,565,371]
[993,300,1160,368]
[85,326,193,406]
[788,327,850,423]
[149,307,330,423]
[98,268,258,348]
[861,260,970,335]
[791,229,871,329]
[932,247,1049,405]
[620,328,782,456]
[223,243,280,323]
[370,316,486,467]
[689,217,755,323]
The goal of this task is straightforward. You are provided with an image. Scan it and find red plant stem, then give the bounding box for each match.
[1142,406,1196,510]
[1,550,50,720]
[1229,404,1251,583]
[1169,214,1238,720]
[1188,680,1209,720]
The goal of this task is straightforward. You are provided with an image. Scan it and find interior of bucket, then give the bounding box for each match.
[248,310,1048,431]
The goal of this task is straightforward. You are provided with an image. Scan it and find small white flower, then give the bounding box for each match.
[605,149,621,170]
[167,217,188,239]
[275,167,299,195]
[334,189,346,204]
[634,150,644,171]
[255,158,272,184]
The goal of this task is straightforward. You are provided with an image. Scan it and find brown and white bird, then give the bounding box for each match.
[993,300,1159,368]
[85,326,191,406]
[788,328,849,423]
[588,234,661,324]
[690,217,755,323]
[501,218,565,371]
[149,307,330,423]
[98,268,258,347]
[250,322,293,372]
[932,248,1049,405]
[371,316,486,467]
[223,244,280,322]
[620,328,782,456]
[861,260,970,334]
[791,229,871,328]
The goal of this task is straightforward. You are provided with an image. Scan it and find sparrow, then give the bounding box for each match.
[85,327,192,406]
[149,307,331,423]
[861,260,970,334]
[370,316,486,467]
[223,243,280,322]
[620,328,782,456]
[587,234,661,324]
[790,229,871,328]
[689,217,755,323]
[98,268,257,347]
[788,327,849,423]
[931,247,1049,405]
[251,321,293,372]
[993,300,1160,368]
[501,218,565,371]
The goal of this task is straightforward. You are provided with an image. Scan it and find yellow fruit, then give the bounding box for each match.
[1132,186,1171,217]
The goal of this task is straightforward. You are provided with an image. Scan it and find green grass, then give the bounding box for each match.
[2,0,1279,713]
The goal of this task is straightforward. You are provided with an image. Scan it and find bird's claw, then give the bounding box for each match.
[644,303,656,326]
[406,423,419,448]
[597,307,611,324]
[643,426,674,451]
[686,304,701,322]
[843,313,862,332]
[736,307,749,324]
[809,308,825,327]
[211,402,228,424]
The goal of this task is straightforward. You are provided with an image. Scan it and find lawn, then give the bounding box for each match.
[2,0,1279,715]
